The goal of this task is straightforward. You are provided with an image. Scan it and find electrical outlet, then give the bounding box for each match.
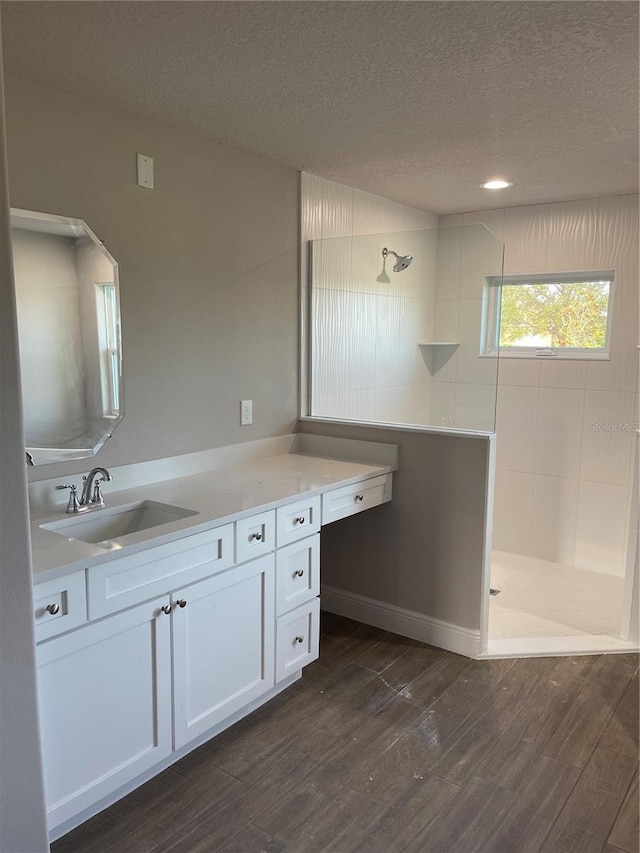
[240,400,253,425]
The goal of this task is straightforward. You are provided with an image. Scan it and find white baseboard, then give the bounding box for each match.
[321,585,482,659]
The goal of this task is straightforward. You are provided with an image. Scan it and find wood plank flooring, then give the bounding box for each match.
[52,613,640,853]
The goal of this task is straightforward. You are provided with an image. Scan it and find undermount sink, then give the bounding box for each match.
[40,500,198,544]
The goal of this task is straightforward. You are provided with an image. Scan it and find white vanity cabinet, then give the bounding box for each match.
[172,554,275,748]
[37,597,172,830]
[33,462,393,840]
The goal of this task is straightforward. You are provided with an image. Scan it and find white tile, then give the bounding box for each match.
[312,236,352,292]
[435,225,463,301]
[533,387,584,479]
[373,386,401,423]
[538,359,587,390]
[430,381,456,428]
[543,199,599,272]
[456,299,499,385]
[492,469,533,555]
[502,205,550,275]
[593,195,639,290]
[396,383,431,425]
[580,391,637,486]
[455,382,497,431]
[530,475,579,565]
[373,295,401,389]
[495,385,538,472]
[398,298,430,386]
[460,223,504,299]
[403,207,436,232]
[497,358,540,387]
[350,234,380,294]
[434,299,460,343]
[352,189,381,237]
[301,172,324,241]
[586,293,639,393]
[378,199,408,233]
[320,179,353,239]
[574,481,631,576]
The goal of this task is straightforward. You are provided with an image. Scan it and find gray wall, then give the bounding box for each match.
[299,420,491,632]
[4,75,299,481]
[0,22,49,852]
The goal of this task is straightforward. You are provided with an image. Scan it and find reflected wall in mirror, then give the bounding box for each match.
[11,208,124,465]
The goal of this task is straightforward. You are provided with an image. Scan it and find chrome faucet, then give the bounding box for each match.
[55,467,112,514]
[80,467,112,508]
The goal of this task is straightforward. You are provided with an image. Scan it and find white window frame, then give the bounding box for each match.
[482,270,615,360]
[95,282,121,416]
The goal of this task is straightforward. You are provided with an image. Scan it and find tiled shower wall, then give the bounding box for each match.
[302,173,438,423]
[441,195,639,576]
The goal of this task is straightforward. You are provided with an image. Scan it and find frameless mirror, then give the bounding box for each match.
[11,208,124,466]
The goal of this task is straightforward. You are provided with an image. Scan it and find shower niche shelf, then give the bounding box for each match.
[418,341,460,375]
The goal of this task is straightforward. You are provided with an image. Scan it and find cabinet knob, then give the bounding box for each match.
[251,532,263,542]
[46,603,60,615]
[176,599,187,608]
[295,635,304,644]
[294,569,305,578]
[355,494,364,502]
[161,604,173,615]
[294,516,305,525]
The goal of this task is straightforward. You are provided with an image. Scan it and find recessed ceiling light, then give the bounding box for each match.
[480,179,514,190]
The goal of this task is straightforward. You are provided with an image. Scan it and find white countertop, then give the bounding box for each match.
[30,451,392,584]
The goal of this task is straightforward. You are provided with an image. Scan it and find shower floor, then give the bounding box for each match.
[489,550,625,641]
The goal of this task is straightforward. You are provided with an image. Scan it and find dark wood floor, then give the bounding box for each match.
[53,613,639,853]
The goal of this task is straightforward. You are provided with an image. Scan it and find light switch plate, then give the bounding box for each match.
[136,153,154,189]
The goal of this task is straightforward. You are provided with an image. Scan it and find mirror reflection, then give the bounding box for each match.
[11,208,124,465]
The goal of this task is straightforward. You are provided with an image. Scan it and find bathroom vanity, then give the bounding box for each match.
[30,437,395,840]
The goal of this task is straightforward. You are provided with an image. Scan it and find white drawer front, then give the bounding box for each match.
[275,535,320,616]
[321,474,392,525]
[34,572,87,643]
[276,496,321,547]
[235,510,275,564]
[87,524,234,619]
[275,597,320,683]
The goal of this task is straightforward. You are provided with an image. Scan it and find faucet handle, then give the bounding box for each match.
[91,478,106,506]
[55,484,80,514]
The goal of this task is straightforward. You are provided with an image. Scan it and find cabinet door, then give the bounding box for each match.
[37,598,172,830]
[172,554,275,749]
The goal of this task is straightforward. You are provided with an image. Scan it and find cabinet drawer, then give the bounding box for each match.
[34,572,87,643]
[321,474,392,525]
[275,597,320,683]
[235,510,275,564]
[276,535,320,616]
[87,524,234,619]
[276,496,321,547]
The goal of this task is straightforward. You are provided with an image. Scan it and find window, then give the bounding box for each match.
[96,283,121,415]
[483,271,614,359]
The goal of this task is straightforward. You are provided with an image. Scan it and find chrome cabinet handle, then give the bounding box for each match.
[294,516,305,525]
[294,569,304,578]
[355,494,364,502]
[46,603,60,615]
[161,604,173,615]
[176,599,187,608]
[295,635,304,644]
[250,532,263,542]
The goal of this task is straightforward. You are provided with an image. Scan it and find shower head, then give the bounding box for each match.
[382,247,413,272]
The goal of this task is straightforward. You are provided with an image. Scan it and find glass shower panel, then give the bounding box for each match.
[309,223,503,432]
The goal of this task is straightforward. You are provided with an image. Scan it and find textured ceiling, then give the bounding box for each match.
[1,1,638,214]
